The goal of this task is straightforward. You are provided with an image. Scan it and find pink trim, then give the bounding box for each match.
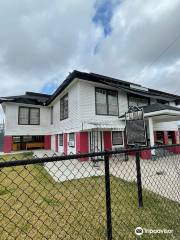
[103,131,112,151]
[3,136,12,153]
[76,132,89,161]
[55,135,58,152]
[163,131,169,145]
[44,135,51,150]
[140,150,151,160]
[169,131,180,153]
[64,133,68,155]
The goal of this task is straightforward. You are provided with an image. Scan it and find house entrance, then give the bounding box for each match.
[90,129,103,153]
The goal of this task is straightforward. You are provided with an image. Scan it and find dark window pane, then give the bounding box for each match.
[96,89,107,115]
[50,106,53,124]
[59,134,63,146]
[112,131,123,145]
[60,94,68,120]
[108,91,118,115]
[19,107,29,125]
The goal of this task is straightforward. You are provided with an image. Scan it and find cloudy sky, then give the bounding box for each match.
[0,0,180,122]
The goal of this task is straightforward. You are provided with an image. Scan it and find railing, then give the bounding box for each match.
[0,144,179,239]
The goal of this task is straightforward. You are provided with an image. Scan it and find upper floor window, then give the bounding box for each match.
[18,107,40,125]
[128,95,149,107]
[60,94,68,120]
[95,88,118,116]
[157,99,169,105]
[50,106,53,125]
[112,131,123,145]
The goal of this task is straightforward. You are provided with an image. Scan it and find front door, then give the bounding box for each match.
[90,129,103,152]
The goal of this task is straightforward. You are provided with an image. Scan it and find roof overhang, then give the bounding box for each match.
[119,109,180,122]
[144,109,180,122]
[82,121,125,131]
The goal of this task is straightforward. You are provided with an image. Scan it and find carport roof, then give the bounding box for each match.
[0,92,50,106]
[119,103,180,119]
[143,103,180,114]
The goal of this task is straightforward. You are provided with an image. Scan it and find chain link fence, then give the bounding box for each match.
[0,145,180,239]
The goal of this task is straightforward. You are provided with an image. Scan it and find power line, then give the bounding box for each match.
[132,32,180,84]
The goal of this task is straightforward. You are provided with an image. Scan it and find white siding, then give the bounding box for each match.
[153,121,178,131]
[78,80,127,129]
[4,102,50,136]
[51,81,81,134]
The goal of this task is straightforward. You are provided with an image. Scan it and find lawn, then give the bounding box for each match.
[0,153,179,240]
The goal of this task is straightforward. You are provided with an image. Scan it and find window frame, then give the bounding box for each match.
[60,93,68,121]
[59,134,63,146]
[112,131,124,146]
[18,106,40,125]
[50,106,54,125]
[69,133,75,147]
[95,87,119,116]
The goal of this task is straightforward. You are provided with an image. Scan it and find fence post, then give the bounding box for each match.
[104,152,112,240]
[135,150,143,208]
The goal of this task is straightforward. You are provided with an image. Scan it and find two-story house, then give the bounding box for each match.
[1,70,180,158]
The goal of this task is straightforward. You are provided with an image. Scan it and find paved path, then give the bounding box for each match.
[33,150,180,203]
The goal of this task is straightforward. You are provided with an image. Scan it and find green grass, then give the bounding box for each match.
[0,152,33,161]
[0,156,179,239]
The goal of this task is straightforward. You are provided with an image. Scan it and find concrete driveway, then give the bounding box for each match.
[33,150,180,203]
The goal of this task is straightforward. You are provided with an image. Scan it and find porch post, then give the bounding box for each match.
[148,118,155,155]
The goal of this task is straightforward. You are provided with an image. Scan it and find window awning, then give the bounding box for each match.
[82,121,125,131]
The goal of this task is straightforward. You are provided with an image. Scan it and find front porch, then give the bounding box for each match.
[143,104,180,158]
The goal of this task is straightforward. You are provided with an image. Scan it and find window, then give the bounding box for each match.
[112,131,123,145]
[30,108,40,125]
[60,94,68,120]
[157,99,169,105]
[50,106,53,125]
[128,95,149,107]
[59,134,63,146]
[19,107,40,125]
[69,133,75,147]
[19,107,29,125]
[95,88,118,116]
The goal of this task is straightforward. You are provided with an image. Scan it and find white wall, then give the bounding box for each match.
[153,121,178,131]
[50,80,81,134]
[78,80,127,129]
[4,102,51,136]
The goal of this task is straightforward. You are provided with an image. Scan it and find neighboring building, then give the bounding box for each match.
[1,70,180,158]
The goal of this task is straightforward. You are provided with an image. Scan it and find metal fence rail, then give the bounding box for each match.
[0,145,180,239]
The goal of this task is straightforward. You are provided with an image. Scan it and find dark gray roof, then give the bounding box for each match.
[0,92,50,105]
[119,103,180,118]
[143,103,180,113]
[1,70,180,106]
[47,70,180,104]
